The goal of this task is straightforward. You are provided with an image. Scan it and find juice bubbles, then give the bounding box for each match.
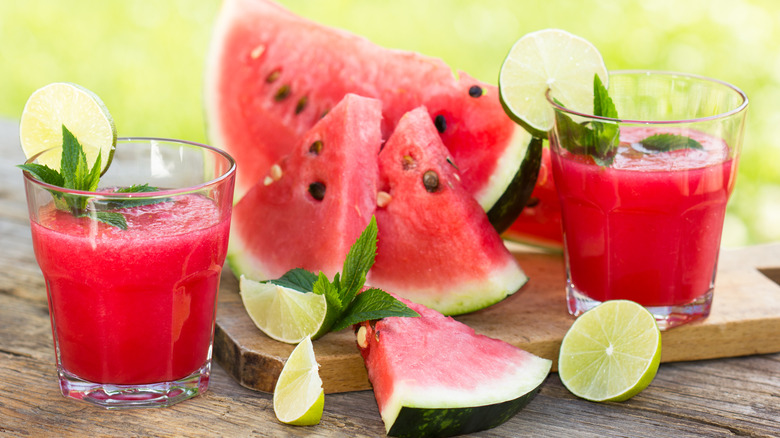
[552,126,737,322]
[31,194,230,385]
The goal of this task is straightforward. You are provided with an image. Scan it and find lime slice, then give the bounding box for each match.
[499,28,608,137]
[558,300,661,402]
[20,82,117,173]
[239,275,328,344]
[273,336,324,426]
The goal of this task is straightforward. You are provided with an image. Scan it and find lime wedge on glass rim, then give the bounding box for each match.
[558,300,661,402]
[273,336,324,426]
[498,28,608,137]
[239,275,329,344]
[20,82,117,173]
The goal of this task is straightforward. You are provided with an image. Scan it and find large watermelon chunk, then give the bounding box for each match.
[356,298,552,437]
[205,0,538,224]
[370,107,527,315]
[227,93,382,280]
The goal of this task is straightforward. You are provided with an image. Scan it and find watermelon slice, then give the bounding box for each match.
[502,146,564,250]
[227,93,382,280]
[356,298,552,437]
[205,0,539,228]
[369,107,527,316]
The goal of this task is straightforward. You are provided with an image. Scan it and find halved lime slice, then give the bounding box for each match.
[273,336,324,426]
[239,275,328,344]
[20,82,117,173]
[499,28,608,137]
[558,300,661,402]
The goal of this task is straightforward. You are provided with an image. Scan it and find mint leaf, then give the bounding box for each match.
[85,150,102,192]
[113,184,159,193]
[267,268,318,293]
[98,184,169,210]
[593,74,617,119]
[330,288,419,332]
[60,126,81,189]
[340,216,377,306]
[92,211,128,230]
[639,133,703,152]
[17,163,64,187]
[312,271,344,333]
[590,74,620,165]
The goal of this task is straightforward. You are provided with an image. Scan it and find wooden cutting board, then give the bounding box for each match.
[213,242,780,394]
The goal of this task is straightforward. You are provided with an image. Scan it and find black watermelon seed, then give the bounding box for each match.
[526,196,540,208]
[309,140,323,155]
[295,96,308,114]
[434,115,447,133]
[266,69,281,83]
[274,84,291,101]
[309,182,326,200]
[423,170,440,193]
[468,85,483,98]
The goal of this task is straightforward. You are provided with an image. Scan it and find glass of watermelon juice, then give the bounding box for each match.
[548,71,748,330]
[22,138,236,408]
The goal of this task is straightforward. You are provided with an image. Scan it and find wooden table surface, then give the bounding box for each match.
[1,118,778,437]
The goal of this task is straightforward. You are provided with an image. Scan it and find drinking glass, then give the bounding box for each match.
[548,71,748,330]
[22,138,236,408]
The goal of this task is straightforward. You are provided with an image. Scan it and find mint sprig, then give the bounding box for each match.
[555,74,706,164]
[265,216,419,336]
[18,125,159,230]
[554,74,620,166]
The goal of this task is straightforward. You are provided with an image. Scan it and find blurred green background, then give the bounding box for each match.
[1,0,778,246]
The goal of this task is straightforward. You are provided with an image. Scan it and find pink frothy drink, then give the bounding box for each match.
[23,138,235,408]
[549,71,748,330]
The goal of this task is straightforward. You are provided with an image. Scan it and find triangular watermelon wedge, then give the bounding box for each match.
[356,298,552,437]
[227,93,382,280]
[369,107,528,315]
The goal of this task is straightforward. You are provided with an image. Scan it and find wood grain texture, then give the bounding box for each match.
[215,242,780,393]
[2,118,779,437]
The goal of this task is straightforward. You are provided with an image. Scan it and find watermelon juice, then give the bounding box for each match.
[23,138,236,408]
[552,126,740,328]
[31,195,229,385]
[548,71,748,329]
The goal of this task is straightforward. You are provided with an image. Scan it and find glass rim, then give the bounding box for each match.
[21,136,237,199]
[545,69,749,125]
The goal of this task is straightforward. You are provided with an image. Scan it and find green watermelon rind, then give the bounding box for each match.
[388,385,544,438]
[487,135,543,234]
[474,123,536,214]
[382,355,551,437]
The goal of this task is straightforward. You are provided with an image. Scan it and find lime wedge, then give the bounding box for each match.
[20,82,117,174]
[239,275,328,344]
[499,28,608,137]
[273,336,324,426]
[558,300,661,402]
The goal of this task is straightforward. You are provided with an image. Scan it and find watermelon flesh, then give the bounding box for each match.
[502,147,564,250]
[227,93,382,280]
[205,0,535,215]
[370,107,528,315]
[356,298,552,437]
